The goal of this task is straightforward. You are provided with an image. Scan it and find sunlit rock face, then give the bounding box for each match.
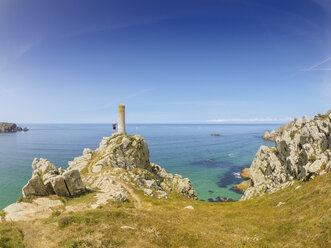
[242,110,331,200]
[68,133,197,200]
[23,158,86,197]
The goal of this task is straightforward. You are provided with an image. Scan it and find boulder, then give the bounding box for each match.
[22,175,49,197]
[62,169,86,196]
[49,175,70,196]
[44,180,56,195]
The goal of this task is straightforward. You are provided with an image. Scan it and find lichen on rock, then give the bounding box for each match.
[22,158,86,198]
[68,133,198,200]
[242,109,331,200]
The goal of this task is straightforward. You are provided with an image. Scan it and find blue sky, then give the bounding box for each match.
[0,0,330,123]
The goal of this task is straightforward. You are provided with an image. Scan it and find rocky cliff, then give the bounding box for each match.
[68,133,197,201]
[241,110,331,200]
[2,133,197,221]
[0,122,28,133]
[22,158,86,197]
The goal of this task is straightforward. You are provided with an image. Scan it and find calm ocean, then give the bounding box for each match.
[0,124,278,209]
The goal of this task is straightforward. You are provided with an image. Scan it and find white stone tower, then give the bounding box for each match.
[118,104,126,135]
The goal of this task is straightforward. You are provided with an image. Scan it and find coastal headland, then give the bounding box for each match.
[0,107,330,247]
[0,122,28,133]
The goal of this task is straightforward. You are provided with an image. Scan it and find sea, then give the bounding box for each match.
[0,123,278,209]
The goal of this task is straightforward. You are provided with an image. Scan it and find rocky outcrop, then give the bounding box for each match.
[242,110,331,200]
[22,175,49,197]
[3,198,63,222]
[262,130,277,140]
[10,132,197,221]
[0,122,28,133]
[240,168,251,179]
[69,133,197,200]
[233,179,252,193]
[22,158,86,197]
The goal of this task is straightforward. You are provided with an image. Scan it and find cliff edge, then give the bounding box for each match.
[241,109,331,200]
[2,133,197,221]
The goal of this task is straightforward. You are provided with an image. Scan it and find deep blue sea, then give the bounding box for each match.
[0,124,278,209]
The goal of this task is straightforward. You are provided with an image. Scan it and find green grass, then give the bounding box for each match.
[17,195,37,203]
[49,190,97,207]
[0,223,25,248]
[1,173,331,247]
[0,210,5,220]
[290,129,299,140]
[317,114,329,120]
[309,154,317,162]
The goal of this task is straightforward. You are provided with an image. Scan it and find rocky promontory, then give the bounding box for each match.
[68,133,197,201]
[240,110,331,200]
[2,133,197,221]
[0,122,28,133]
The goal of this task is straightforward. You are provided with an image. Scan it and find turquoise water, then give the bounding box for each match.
[0,124,278,209]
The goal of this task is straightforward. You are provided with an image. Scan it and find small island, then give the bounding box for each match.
[0,122,29,133]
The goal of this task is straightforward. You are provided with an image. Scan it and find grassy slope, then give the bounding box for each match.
[1,172,330,248]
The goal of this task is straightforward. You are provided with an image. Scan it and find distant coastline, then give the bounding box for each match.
[0,122,28,133]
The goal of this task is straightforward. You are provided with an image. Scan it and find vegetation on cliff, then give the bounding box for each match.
[0,171,330,247]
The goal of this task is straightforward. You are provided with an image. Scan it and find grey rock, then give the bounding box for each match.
[44,180,56,195]
[32,158,57,174]
[144,189,156,197]
[22,175,49,197]
[184,205,194,210]
[49,175,70,196]
[62,169,86,196]
[242,110,331,200]
[68,148,93,171]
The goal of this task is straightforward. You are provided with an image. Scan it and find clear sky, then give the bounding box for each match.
[0,0,330,123]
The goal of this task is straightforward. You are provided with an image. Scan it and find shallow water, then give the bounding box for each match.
[0,123,278,209]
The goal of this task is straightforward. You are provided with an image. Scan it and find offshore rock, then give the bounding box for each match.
[242,110,331,200]
[0,122,28,133]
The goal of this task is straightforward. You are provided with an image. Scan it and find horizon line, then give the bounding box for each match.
[15,122,287,125]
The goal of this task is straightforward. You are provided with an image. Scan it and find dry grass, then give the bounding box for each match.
[1,173,330,247]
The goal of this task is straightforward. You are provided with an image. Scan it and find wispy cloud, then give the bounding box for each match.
[301,55,331,71]
[207,117,292,123]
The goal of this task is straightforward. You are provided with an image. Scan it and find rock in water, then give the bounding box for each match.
[0,122,28,133]
[233,179,252,193]
[242,110,331,200]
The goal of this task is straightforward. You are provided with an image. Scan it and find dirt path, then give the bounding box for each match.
[113,179,142,209]
[86,163,142,209]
